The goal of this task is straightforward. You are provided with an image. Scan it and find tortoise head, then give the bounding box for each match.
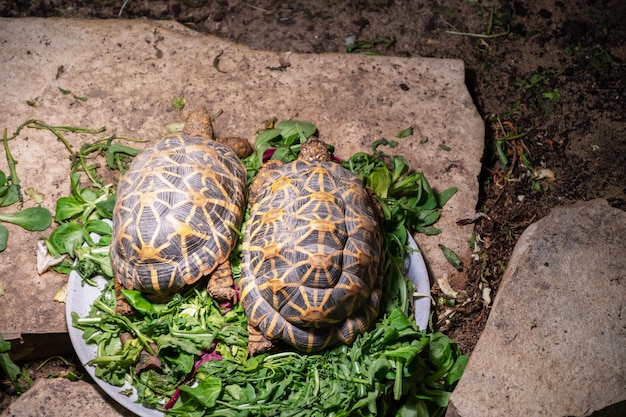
[299,137,332,162]
[183,108,253,159]
[182,108,214,140]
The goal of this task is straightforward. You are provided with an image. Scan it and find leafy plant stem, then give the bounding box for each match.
[11,120,141,189]
[444,30,509,39]
[27,122,106,135]
[3,128,21,202]
[50,126,101,185]
[394,359,404,400]
[486,5,495,34]
[36,355,72,369]
[496,131,529,142]
[25,120,103,185]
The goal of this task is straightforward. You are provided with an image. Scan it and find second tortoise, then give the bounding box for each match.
[240,137,385,354]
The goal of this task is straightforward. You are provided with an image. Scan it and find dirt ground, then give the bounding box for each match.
[1,0,625,410]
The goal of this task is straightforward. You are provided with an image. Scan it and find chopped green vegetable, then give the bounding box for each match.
[0,207,52,231]
[25,187,45,204]
[0,225,8,251]
[371,137,398,152]
[0,185,19,207]
[396,127,413,138]
[439,244,464,272]
[1,117,138,258]
[0,118,141,279]
[341,146,457,239]
[26,98,43,108]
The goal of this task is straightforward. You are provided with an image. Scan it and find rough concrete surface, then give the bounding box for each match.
[446,199,626,417]
[0,18,483,355]
[0,377,136,417]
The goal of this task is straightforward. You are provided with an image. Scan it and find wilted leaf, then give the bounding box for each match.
[37,240,66,274]
[172,97,187,110]
[53,285,67,303]
[439,244,463,272]
[25,187,45,204]
[0,225,7,252]
[395,127,413,138]
[26,98,44,107]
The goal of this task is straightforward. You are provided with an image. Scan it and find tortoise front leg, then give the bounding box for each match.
[219,136,253,159]
[247,322,275,356]
[207,259,236,303]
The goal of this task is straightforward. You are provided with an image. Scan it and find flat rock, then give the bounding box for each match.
[0,377,135,417]
[0,18,483,358]
[447,199,626,417]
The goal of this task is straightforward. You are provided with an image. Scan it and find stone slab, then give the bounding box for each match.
[446,199,626,417]
[0,18,483,352]
[0,377,136,417]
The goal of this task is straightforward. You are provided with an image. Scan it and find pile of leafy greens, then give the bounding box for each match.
[60,118,466,416]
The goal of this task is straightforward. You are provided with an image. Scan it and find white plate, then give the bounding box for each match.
[66,273,165,417]
[66,236,430,417]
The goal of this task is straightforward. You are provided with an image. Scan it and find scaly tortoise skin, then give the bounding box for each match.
[111,109,252,305]
[240,137,384,354]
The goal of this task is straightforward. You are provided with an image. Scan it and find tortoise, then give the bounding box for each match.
[239,137,384,354]
[111,108,252,310]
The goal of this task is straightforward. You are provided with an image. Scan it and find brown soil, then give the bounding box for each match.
[1,0,625,411]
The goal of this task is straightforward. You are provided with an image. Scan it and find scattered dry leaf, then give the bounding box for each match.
[37,240,66,275]
[54,284,67,303]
